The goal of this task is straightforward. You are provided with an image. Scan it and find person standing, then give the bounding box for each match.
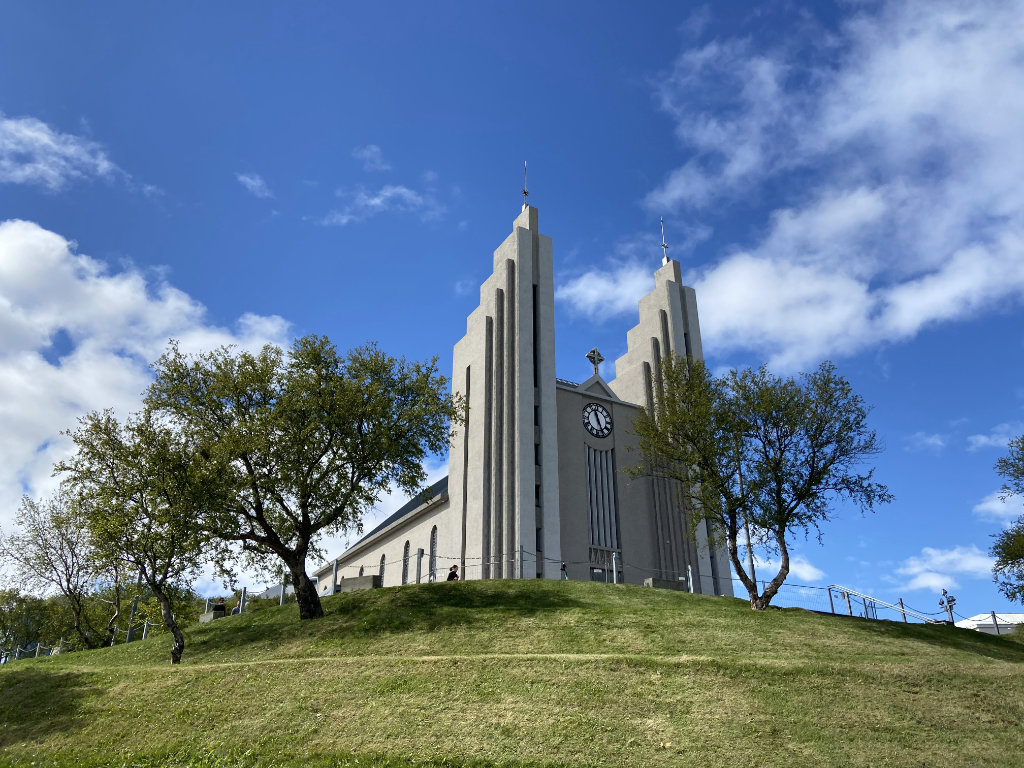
[447,564,460,581]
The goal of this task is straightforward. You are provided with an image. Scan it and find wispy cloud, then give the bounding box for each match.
[967,422,1023,452]
[320,184,444,227]
[0,113,120,191]
[555,227,709,321]
[636,0,1024,369]
[755,554,825,583]
[352,144,391,173]
[905,431,947,453]
[973,490,1023,525]
[895,545,994,592]
[556,262,653,321]
[236,172,273,199]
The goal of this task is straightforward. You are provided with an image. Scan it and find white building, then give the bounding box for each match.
[955,612,1024,636]
[313,203,733,596]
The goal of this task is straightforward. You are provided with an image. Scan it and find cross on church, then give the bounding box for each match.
[586,347,604,376]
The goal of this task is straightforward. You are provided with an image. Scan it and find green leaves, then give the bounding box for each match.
[144,335,462,620]
[991,435,1024,603]
[633,357,891,609]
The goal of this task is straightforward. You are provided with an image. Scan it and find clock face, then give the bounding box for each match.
[582,402,613,438]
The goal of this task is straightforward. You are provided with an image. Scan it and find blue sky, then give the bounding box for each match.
[2,0,1023,617]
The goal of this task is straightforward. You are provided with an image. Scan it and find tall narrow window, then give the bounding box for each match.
[379,554,385,581]
[429,526,438,582]
[402,541,411,585]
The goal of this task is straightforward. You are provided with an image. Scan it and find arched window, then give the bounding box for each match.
[358,565,364,577]
[401,541,411,585]
[429,526,438,582]
[379,554,386,581]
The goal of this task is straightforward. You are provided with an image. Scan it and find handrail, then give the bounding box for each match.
[827,584,942,624]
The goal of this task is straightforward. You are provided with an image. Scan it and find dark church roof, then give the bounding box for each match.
[352,475,449,547]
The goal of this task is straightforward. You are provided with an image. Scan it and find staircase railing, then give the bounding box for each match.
[827,584,943,624]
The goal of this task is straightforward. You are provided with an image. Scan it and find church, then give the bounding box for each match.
[313,202,733,596]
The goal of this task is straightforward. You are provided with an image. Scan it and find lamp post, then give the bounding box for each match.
[939,589,957,623]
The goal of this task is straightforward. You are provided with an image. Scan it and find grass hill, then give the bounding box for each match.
[1,579,1022,768]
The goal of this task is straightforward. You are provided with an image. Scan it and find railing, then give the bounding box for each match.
[825,584,944,624]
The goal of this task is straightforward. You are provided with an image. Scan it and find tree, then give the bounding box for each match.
[58,410,222,664]
[633,358,892,610]
[145,335,462,621]
[0,490,114,648]
[991,435,1024,603]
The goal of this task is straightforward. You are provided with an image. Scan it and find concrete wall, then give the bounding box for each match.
[447,204,559,580]
[315,496,457,591]
[606,257,732,597]
[554,382,661,586]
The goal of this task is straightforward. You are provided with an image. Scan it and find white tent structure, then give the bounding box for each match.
[955,612,1024,636]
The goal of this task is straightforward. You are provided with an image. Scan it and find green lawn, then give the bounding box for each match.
[1,579,1022,767]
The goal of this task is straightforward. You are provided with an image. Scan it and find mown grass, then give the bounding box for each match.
[1,579,1022,767]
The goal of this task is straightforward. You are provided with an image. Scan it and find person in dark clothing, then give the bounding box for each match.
[447,564,460,581]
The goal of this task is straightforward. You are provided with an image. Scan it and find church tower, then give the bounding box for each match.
[448,204,562,580]
[608,240,729,595]
[314,202,732,598]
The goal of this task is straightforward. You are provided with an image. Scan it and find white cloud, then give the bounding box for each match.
[967,422,1023,451]
[0,113,120,191]
[352,144,391,172]
[554,227,711,322]
[905,432,947,452]
[755,554,825,583]
[356,144,395,173]
[555,262,653,321]
[641,0,1024,369]
[236,172,273,199]
[0,219,290,533]
[320,184,444,227]
[972,490,1023,525]
[896,545,994,592]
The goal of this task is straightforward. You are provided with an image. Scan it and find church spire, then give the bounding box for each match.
[660,217,670,266]
[522,161,529,210]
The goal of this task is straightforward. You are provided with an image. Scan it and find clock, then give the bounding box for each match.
[582,402,613,438]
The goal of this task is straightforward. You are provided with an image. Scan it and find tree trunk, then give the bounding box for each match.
[286,560,324,620]
[723,511,762,608]
[152,583,185,664]
[72,607,96,649]
[748,529,791,610]
[105,601,120,647]
[65,593,99,649]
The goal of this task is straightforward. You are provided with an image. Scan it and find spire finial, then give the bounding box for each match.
[586,347,604,376]
[522,161,529,208]
[660,217,670,265]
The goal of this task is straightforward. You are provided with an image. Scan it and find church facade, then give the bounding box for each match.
[312,204,733,596]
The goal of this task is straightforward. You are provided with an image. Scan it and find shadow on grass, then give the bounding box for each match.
[0,664,98,748]
[182,581,588,657]
[830,612,1024,663]
[324,580,588,635]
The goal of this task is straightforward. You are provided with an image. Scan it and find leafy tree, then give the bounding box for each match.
[58,410,224,664]
[991,435,1024,604]
[145,335,461,621]
[0,589,66,659]
[0,491,113,648]
[633,359,892,610]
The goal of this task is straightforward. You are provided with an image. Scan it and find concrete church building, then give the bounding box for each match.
[313,203,733,596]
